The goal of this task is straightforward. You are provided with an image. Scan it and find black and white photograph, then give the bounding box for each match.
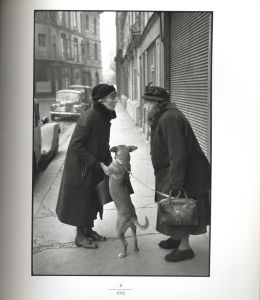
[1,0,260,299]
[32,10,212,276]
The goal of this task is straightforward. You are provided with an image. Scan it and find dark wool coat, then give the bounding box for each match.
[150,102,211,236]
[56,103,116,227]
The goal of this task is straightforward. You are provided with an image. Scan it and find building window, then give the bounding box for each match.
[133,67,137,99]
[61,33,67,59]
[94,43,98,60]
[147,43,156,83]
[95,72,99,85]
[81,40,85,57]
[74,38,79,62]
[73,68,80,84]
[62,67,70,89]
[140,12,145,31]
[85,14,89,30]
[94,17,97,34]
[87,71,92,86]
[72,12,77,30]
[52,35,57,58]
[49,11,57,24]
[36,69,48,81]
[38,34,46,47]
[53,42,57,58]
[65,12,69,27]
[86,41,90,59]
[58,12,66,26]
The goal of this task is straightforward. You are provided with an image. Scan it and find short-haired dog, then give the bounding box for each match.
[100,145,149,258]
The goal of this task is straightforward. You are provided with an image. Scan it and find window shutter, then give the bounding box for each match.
[169,12,212,158]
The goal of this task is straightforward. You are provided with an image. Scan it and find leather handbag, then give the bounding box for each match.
[96,176,113,206]
[157,189,198,226]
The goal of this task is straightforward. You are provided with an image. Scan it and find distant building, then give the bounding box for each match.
[115,11,212,159]
[34,11,102,98]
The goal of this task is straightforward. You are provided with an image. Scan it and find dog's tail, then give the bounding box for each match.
[132,216,149,230]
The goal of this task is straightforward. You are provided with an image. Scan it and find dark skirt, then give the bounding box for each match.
[155,167,211,237]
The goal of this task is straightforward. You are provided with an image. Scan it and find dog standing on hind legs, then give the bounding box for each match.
[100,145,149,258]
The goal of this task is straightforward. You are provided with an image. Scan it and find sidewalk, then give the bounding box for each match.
[33,101,210,276]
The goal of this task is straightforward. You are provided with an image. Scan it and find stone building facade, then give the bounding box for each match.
[34,11,102,98]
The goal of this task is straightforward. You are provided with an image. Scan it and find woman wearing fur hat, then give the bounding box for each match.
[142,83,211,262]
[56,83,117,249]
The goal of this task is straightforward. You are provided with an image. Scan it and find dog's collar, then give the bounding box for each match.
[115,158,131,174]
[116,158,130,171]
[116,158,124,166]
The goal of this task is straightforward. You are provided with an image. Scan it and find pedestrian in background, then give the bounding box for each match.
[142,83,211,262]
[56,84,118,249]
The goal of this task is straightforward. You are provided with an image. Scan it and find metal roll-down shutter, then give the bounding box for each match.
[169,12,212,158]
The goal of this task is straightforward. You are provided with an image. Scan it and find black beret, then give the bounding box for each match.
[91,84,116,101]
[142,82,169,102]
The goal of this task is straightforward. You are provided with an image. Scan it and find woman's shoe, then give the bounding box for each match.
[164,247,194,262]
[85,229,106,241]
[75,237,98,249]
[158,237,181,249]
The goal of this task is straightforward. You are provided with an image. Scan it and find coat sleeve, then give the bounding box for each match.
[103,149,113,166]
[161,114,188,190]
[69,112,97,167]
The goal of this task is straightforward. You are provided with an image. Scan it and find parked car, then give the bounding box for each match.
[33,100,60,175]
[69,84,92,102]
[49,85,92,121]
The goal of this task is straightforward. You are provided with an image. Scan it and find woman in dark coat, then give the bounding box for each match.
[56,84,117,249]
[142,84,211,262]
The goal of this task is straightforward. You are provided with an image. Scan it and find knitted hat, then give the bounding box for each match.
[142,82,170,102]
[91,84,116,101]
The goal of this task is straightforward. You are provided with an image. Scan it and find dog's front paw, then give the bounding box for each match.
[100,162,109,174]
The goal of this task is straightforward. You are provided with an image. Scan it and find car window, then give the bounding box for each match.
[75,88,85,93]
[57,92,80,102]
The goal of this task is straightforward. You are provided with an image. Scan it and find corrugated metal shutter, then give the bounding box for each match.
[169,12,212,157]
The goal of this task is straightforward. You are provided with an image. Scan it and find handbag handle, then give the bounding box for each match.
[169,187,188,200]
[169,188,196,207]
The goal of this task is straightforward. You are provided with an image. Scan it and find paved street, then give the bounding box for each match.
[33,101,210,276]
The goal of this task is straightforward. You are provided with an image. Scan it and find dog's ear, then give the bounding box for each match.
[110,146,118,153]
[128,145,138,152]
